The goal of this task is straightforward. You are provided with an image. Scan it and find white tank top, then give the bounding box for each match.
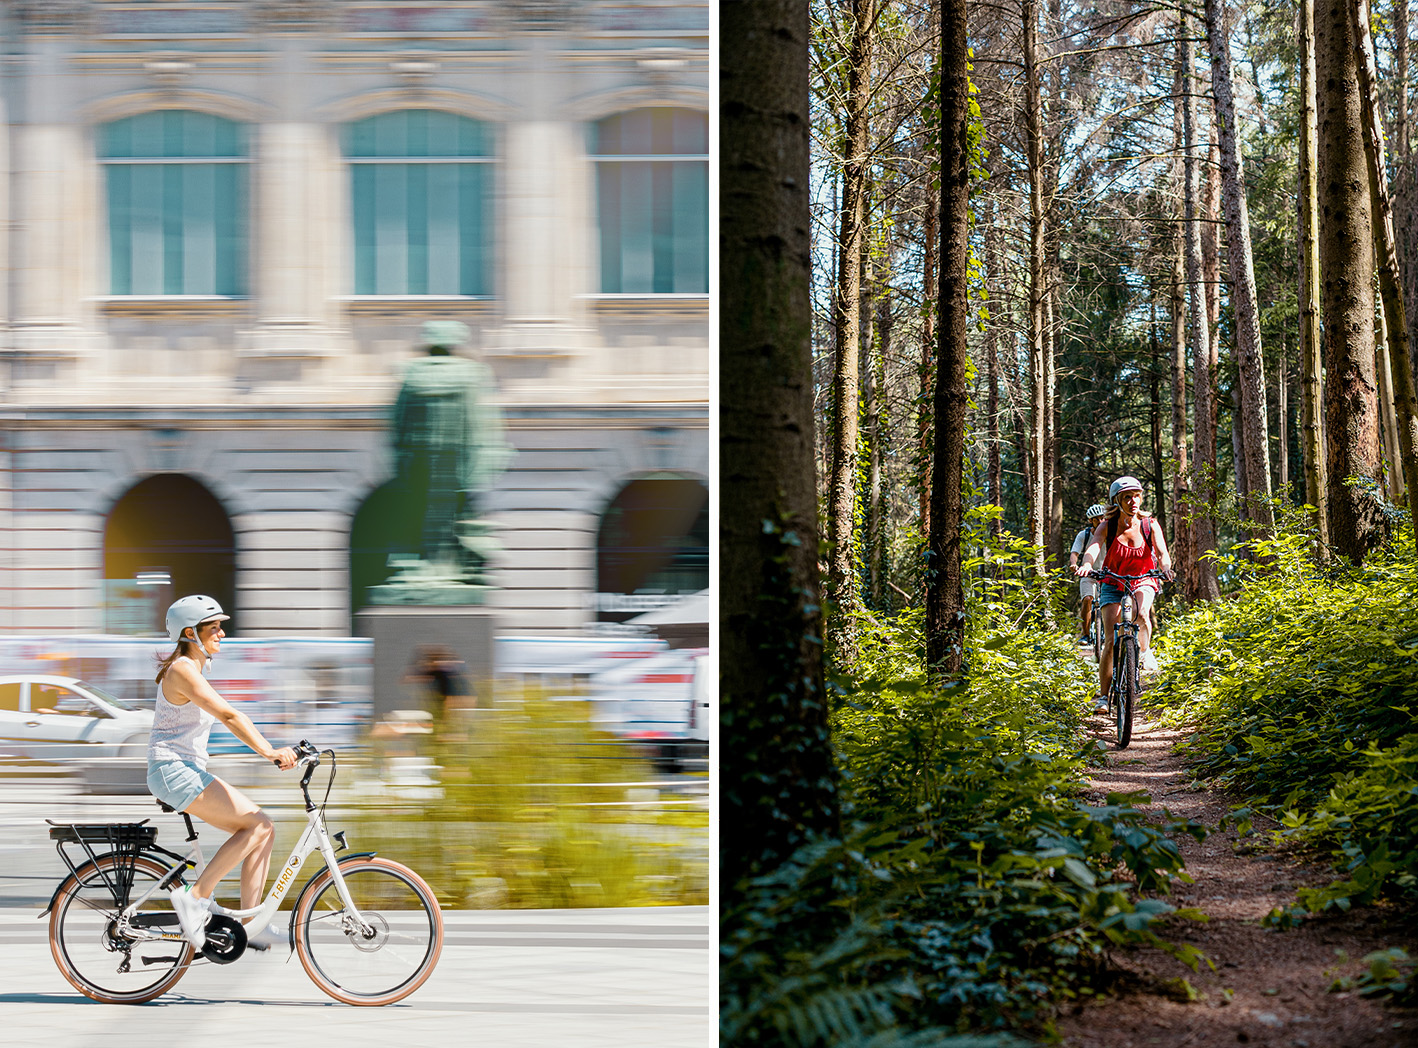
[148,655,217,767]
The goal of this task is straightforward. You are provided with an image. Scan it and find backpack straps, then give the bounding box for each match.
[1104,513,1154,552]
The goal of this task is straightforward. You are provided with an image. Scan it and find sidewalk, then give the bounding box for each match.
[0,906,713,1048]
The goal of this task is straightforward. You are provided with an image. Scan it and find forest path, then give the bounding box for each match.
[1052,674,1416,1048]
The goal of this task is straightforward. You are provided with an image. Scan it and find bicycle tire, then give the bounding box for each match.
[293,856,443,1006]
[1092,618,1104,664]
[49,853,193,1004]
[1116,636,1137,749]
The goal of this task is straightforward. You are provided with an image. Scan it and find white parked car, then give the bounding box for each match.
[0,674,154,792]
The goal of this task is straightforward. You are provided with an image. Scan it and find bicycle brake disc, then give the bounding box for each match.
[200,914,248,964]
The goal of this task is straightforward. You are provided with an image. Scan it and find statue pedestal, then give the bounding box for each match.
[355,605,497,722]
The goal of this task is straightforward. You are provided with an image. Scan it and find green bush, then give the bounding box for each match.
[355,690,708,909]
[722,608,1207,1046]
[1147,524,1418,915]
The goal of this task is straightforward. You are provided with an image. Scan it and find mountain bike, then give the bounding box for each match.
[42,740,443,1006]
[1087,568,1168,749]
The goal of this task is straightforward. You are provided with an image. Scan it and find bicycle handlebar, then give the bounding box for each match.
[273,738,321,768]
[1084,567,1171,584]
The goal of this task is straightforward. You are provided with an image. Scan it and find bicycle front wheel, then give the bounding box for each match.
[49,853,193,1004]
[293,857,443,1006]
[1116,637,1137,749]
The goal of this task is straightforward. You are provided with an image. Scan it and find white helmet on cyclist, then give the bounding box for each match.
[1086,502,1107,521]
[1108,476,1144,504]
[166,595,229,644]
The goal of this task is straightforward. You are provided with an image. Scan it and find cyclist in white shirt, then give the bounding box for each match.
[1068,503,1107,645]
[147,595,298,952]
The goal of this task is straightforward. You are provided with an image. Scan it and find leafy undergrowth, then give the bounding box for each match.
[1148,525,1418,933]
[722,602,1208,1047]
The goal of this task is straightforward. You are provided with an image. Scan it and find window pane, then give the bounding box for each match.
[352,165,376,294]
[107,165,132,295]
[406,163,428,293]
[344,111,493,294]
[374,163,408,291]
[427,162,460,295]
[129,165,164,294]
[598,163,622,293]
[673,162,708,293]
[101,111,247,294]
[459,163,488,295]
[593,110,707,293]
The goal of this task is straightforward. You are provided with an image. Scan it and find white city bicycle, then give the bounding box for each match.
[43,740,443,1005]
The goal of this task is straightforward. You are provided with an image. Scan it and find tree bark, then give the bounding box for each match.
[926,0,970,680]
[1279,338,1289,497]
[1204,0,1274,529]
[985,194,1002,534]
[1170,48,1194,599]
[825,0,875,662]
[919,174,937,540]
[720,0,838,888]
[1183,23,1222,600]
[1392,0,1418,395]
[1299,0,1331,548]
[1353,0,1418,529]
[1316,0,1387,563]
[1150,303,1166,536]
[1025,0,1049,575]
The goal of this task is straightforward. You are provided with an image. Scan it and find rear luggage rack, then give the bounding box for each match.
[45,820,160,909]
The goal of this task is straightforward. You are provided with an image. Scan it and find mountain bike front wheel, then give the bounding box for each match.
[49,853,194,1004]
[1115,636,1137,749]
[293,857,444,1006]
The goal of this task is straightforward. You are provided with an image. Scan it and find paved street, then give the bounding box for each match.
[0,906,712,1048]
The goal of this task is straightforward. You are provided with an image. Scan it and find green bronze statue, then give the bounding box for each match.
[370,321,511,604]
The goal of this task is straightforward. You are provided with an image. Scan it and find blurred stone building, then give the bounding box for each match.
[0,0,709,637]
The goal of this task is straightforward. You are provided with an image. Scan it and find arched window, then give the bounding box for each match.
[591,108,708,295]
[344,110,494,295]
[596,475,708,622]
[99,111,248,296]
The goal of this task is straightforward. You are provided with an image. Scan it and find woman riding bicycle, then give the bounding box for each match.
[147,595,298,951]
[1074,476,1174,713]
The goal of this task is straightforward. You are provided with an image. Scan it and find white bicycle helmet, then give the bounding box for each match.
[166,595,229,644]
[1108,476,1144,504]
[1086,502,1107,520]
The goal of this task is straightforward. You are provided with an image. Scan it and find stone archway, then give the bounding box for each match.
[103,474,236,635]
[595,474,708,623]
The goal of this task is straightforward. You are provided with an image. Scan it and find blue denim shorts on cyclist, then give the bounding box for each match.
[147,758,215,812]
[1096,577,1160,608]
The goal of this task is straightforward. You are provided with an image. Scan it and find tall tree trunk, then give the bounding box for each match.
[1353,0,1418,528]
[1316,0,1388,563]
[1392,0,1418,394]
[1183,23,1222,600]
[985,194,1002,533]
[1170,50,1194,599]
[1299,0,1331,548]
[1151,300,1162,533]
[1204,0,1274,529]
[867,282,888,608]
[1278,338,1289,497]
[826,0,874,662]
[1047,286,1063,563]
[720,0,837,889]
[1024,0,1048,574]
[1204,139,1222,460]
[919,176,937,540]
[926,0,970,680]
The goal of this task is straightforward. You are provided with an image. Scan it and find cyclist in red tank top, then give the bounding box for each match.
[1074,476,1174,713]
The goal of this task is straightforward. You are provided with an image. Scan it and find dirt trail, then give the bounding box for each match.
[1053,693,1417,1048]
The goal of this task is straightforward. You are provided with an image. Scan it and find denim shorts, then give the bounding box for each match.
[148,758,215,812]
[1097,578,1159,608]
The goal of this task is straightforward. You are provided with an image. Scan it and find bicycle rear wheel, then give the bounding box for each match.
[1115,636,1137,749]
[293,857,443,1006]
[49,853,193,1004]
